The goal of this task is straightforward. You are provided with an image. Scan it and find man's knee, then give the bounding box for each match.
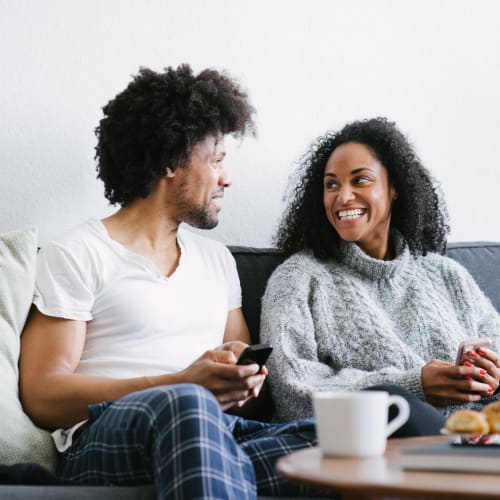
[119,383,221,428]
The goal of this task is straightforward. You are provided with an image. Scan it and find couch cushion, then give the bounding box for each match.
[230,247,284,344]
[0,227,57,471]
[447,242,500,313]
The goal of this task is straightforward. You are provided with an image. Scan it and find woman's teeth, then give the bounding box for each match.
[338,209,365,220]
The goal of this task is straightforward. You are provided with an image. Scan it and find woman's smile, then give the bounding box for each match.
[323,141,397,259]
[336,208,367,221]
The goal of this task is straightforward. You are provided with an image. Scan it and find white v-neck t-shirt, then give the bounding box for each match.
[34,219,241,379]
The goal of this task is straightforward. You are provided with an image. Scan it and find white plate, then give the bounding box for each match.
[441,428,500,445]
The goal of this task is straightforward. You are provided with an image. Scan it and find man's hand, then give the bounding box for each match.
[178,343,267,411]
[421,359,493,406]
[216,341,268,399]
[215,340,248,359]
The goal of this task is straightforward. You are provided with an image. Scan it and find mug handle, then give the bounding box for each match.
[385,395,410,437]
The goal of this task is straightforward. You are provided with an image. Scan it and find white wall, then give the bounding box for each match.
[1,0,499,247]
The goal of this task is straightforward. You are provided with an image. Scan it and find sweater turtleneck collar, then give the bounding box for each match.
[337,231,410,280]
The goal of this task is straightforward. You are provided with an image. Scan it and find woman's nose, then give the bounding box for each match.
[338,185,355,204]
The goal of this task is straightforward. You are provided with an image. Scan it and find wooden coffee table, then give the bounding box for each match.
[276,435,500,499]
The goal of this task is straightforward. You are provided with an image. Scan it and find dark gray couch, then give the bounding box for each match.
[2,242,499,499]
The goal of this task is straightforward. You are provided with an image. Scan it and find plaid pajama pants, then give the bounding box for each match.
[57,384,320,499]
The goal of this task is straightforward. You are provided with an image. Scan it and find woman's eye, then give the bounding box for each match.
[325,181,338,190]
[354,176,370,185]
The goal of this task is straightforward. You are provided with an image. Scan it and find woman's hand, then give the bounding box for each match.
[421,359,493,406]
[466,347,500,393]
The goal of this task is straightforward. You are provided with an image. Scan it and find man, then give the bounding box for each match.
[19,65,317,499]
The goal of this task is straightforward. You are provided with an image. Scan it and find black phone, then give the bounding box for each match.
[236,344,273,369]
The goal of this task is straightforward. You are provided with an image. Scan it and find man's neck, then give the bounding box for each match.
[102,203,182,277]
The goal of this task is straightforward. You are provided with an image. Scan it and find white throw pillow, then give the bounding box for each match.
[0,226,57,471]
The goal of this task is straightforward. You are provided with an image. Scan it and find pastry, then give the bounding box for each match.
[482,401,500,433]
[445,409,490,434]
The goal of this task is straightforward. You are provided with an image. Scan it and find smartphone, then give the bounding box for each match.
[455,337,492,365]
[237,344,273,370]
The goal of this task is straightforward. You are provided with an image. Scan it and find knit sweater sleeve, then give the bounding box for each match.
[260,254,422,422]
[440,257,500,349]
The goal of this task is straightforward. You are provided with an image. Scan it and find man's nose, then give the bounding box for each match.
[219,165,232,188]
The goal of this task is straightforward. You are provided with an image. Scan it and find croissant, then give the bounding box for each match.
[482,401,500,433]
[445,409,489,434]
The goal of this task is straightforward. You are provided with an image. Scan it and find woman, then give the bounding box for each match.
[261,117,500,428]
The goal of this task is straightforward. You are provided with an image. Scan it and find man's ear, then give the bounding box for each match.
[165,167,176,178]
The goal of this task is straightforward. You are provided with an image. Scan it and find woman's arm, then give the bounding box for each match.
[260,262,426,420]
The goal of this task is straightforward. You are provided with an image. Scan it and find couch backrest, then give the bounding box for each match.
[445,242,500,312]
[230,242,500,344]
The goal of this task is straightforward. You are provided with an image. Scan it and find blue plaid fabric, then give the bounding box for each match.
[57,384,321,499]
[234,416,320,497]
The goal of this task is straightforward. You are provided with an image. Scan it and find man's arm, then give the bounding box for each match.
[20,306,263,430]
[19,307,187,429]
[222,307,251,345]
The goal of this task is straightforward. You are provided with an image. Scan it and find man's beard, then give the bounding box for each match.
[184,204,219,230]
[175,176,221,229]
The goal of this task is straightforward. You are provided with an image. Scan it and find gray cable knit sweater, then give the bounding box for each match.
[260,236,500,422]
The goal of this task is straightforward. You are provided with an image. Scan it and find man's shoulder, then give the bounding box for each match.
[40,219,105,257]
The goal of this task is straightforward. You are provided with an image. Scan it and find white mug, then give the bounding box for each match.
[313,390,410,457]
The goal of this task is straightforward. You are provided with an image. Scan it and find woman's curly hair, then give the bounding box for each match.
[95,64,256,206]
[275,117,449,259]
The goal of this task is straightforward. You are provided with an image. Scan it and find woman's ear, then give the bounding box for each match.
[390,186,398,201]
